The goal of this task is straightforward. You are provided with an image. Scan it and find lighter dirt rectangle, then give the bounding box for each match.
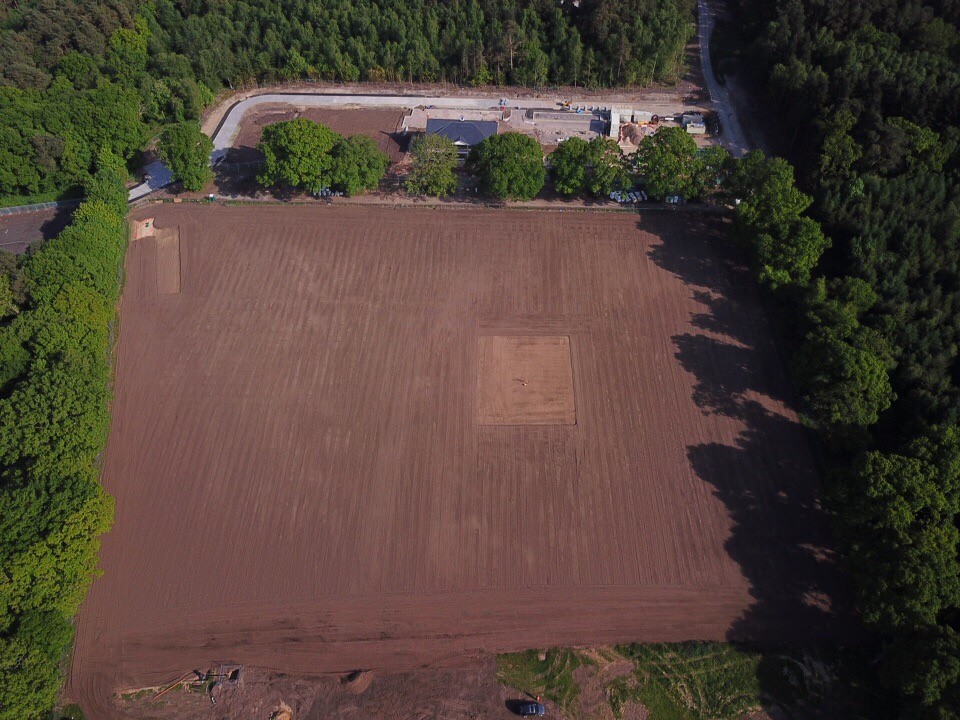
[477,335,576,425]
[154,227,180,294]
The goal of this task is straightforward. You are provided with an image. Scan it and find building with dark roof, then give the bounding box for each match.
[425,119,498,155]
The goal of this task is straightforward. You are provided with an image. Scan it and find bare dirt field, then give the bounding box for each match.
[477,335,577,426]
[70,204,852,718]
[226,106,405,164]
[153,226,181,294]
[0,205,75,253]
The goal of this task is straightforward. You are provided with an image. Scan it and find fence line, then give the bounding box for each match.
[215,159,263,174]
[0,198,82,215]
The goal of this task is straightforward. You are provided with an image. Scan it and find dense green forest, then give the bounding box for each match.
[0,164,126,716]
[724,0,960,716]
[0,0,693,200]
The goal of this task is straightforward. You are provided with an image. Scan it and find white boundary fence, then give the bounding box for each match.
[0,199,81,216]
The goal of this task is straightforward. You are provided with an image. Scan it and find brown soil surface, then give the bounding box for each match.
[227,107,405,164]
[152,226,181,294]
[111,658,524,720]
[70,204,851,718]
[0,205,75,253]
[477,335,576,425]
[342,670,373,695]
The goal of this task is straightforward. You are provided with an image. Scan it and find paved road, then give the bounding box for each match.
[128,161,173,201]
[209,91,696,160]
[698,0,750,156]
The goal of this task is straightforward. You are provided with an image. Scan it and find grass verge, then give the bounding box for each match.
[498,642,892,720]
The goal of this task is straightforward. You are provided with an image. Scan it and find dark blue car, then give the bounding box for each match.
[517,701,546,716]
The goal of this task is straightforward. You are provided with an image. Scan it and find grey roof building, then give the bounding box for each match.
[426,119,498,153]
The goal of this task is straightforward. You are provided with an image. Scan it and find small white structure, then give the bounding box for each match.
[608,111,620,139]
[682,112,706,134]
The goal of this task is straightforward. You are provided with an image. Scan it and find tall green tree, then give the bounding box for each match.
[158,122,213,192]
[329,135,389,196]
[632,127,700,199]
[83,150,129,214]
[793,325,894,429]
[696,145,733,193]
[257,118,339,193]
[469,132,545,201]
[752,217,831,289]
[727,151,831,289]
[406,133,459,197]
[0,176,124,720]
[105,22,148,88]
[726,151,812,231]
[834,429,960,630]
[549,137,589,195]
[884,625,960,716]
[586,136,629,196]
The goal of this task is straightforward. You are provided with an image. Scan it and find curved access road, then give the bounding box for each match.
[127,3,750,200]
[698,0,750,156]
[129,89,696,200]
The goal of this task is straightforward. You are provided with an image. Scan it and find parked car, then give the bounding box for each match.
[518,701,546,716]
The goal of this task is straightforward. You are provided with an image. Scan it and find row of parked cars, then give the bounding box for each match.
[312,187,345,198]
[608,189,689,205]
[609,189,648,203]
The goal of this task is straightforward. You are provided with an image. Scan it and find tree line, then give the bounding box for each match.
[255,119,741,204]
[0,0,694,203]
[0,156,127,717]
[722,0,960,715]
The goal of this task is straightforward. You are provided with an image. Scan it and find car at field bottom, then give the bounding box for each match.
[518,701,546,716]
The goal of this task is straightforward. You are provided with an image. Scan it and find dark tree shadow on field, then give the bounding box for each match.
[687,400,854,642]
[388,130,411,153]
[38,204,76,241]
[212,170,260,199]
[644,216,865,713]
[672,334,787,417]
[645,216,792,416]
[224,144,262,165]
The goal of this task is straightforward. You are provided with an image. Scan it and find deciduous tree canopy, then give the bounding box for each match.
[329,135,389,196]
[549,137,590,196]
[469,132,545,201]
[257,118,339,194]
[633,127,701,199]
[0,191,125,719]
[726,0,960,712]
[406,134,460,197]
[158,121,213,192]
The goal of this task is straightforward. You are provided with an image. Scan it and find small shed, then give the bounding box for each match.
[633,110,653,124]
[681,112,706,135]
[608,111,621,139]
